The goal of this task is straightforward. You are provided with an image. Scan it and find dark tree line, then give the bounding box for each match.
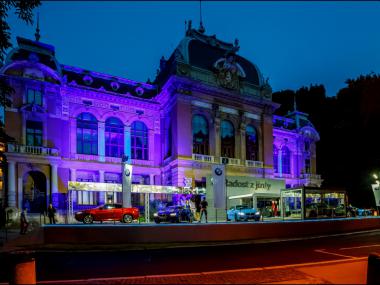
[272,74,380,207]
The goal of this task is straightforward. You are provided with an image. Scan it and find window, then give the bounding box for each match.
[305,158,311,174]
[105,117,124,157]
[246,125,258,161]
[305,140,310,152]
[26,89,42,106]
[221,120,235,158]
[192,115,209,155]
[76,113,98,155]
[282,146,291,174]
[273,145,279,173]
[131,121,148,160]
[26,120,43,146]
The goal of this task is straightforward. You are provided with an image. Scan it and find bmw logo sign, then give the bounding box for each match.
[125,169,131,177]
[215,168,223,176]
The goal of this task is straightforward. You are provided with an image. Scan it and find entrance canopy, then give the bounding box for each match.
[67,181,187,194]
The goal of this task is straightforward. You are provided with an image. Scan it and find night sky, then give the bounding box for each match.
[8,1,380,96]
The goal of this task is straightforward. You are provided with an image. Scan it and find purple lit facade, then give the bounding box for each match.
[1,26,321,214]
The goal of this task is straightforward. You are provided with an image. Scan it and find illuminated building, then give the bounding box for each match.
[0,23,321,215]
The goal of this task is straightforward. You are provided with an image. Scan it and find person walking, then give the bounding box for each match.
[47,203,56,224]
[20,208,29,235]
[199,197,208,223]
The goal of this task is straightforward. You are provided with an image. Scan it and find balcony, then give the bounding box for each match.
[192,153,216,163]
[220,157,240,166]
[7,143,59,156]
[300,173,322,180]
[245,160,264,168]
[300,173,323,187]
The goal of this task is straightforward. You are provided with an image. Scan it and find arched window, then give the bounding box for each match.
[246,125,258,161]
[105,117,124,158]
[221,120,235,158]
[131,121,148,160]
[192,115,209,155]
[77,113,98,155]
[273,145,279,173]
[282,146,291,174]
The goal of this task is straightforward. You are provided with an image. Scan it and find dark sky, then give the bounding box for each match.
[9,1,380,96]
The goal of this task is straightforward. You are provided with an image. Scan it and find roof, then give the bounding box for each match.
[155,25,264,88]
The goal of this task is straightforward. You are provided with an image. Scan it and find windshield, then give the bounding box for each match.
[236,205,249,209]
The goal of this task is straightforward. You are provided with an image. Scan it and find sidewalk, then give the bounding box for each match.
[37,258,367,284]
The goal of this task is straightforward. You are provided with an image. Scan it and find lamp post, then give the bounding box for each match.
[371,173,380,215]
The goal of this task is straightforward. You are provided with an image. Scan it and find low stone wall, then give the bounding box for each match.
[42,217,380,244]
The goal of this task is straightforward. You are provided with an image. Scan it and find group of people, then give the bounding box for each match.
[188,196,208,223]
[19,203,57,235]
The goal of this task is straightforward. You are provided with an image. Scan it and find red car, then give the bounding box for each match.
[74,203,139,224]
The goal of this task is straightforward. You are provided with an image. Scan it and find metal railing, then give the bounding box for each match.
[192,153,216,163]
[245,160,264,168]
[7,143,59,156]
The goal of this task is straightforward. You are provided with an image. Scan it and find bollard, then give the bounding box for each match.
[9,251,36,285]
[367,252,380,284]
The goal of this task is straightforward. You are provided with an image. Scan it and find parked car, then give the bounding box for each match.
[357,208,372,216]
[334,204,357,217]
[153,205,194,223]
[74,203,139,224]
[227,205,261,222]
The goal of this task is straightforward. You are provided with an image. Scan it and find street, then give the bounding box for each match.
[5,229,378,282]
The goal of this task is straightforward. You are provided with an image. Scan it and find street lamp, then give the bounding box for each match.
[371,173,380,215]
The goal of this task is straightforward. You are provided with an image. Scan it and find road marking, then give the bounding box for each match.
[340,244,380,250]
[314,249,357,259]
[37,257,367,284]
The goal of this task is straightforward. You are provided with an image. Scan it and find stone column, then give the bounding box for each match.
[98,170,105,204]
[51,164,59,207]
[240,126,246,163]
[149,174,155,185]
[70,168,77,204]
[214,118,221,158]
[69,119,76,157]
[124,125,131,162]
[17,177,22,209]
[98,121,105,162]
[7,161,16,207]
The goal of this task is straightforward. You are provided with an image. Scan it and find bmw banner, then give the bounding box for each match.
[371,184,380,207]
[212,164,226,209]
[122,155,133,208]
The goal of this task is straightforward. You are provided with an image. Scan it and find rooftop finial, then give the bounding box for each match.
[35,12,40,42]
[198,0,205,34]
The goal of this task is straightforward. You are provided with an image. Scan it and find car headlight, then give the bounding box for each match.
[153,213,158,217]
[76,212,82,215]
[238,212,245,216]
[170,213,177,217]
[255,212,261,216]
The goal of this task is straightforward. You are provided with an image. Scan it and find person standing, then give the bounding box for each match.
[47,203,56,224]
[199,197,208,223]
[20,208,29,235]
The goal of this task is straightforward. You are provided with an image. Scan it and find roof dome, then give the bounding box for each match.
[156,23,264,89]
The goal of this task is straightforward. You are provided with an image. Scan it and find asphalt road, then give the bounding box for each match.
[18,229,380,281]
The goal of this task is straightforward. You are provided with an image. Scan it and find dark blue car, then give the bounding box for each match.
[153,205,194,223]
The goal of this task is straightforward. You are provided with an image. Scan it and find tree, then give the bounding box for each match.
[0,0,41,108]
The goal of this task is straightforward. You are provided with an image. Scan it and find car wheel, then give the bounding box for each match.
[154,219,160,224]
[234,214,239,222]
[83,215,93,224]
[347,211,352,217]
[123,214,133,223]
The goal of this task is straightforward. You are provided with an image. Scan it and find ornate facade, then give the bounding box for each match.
[0,24,322,214]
